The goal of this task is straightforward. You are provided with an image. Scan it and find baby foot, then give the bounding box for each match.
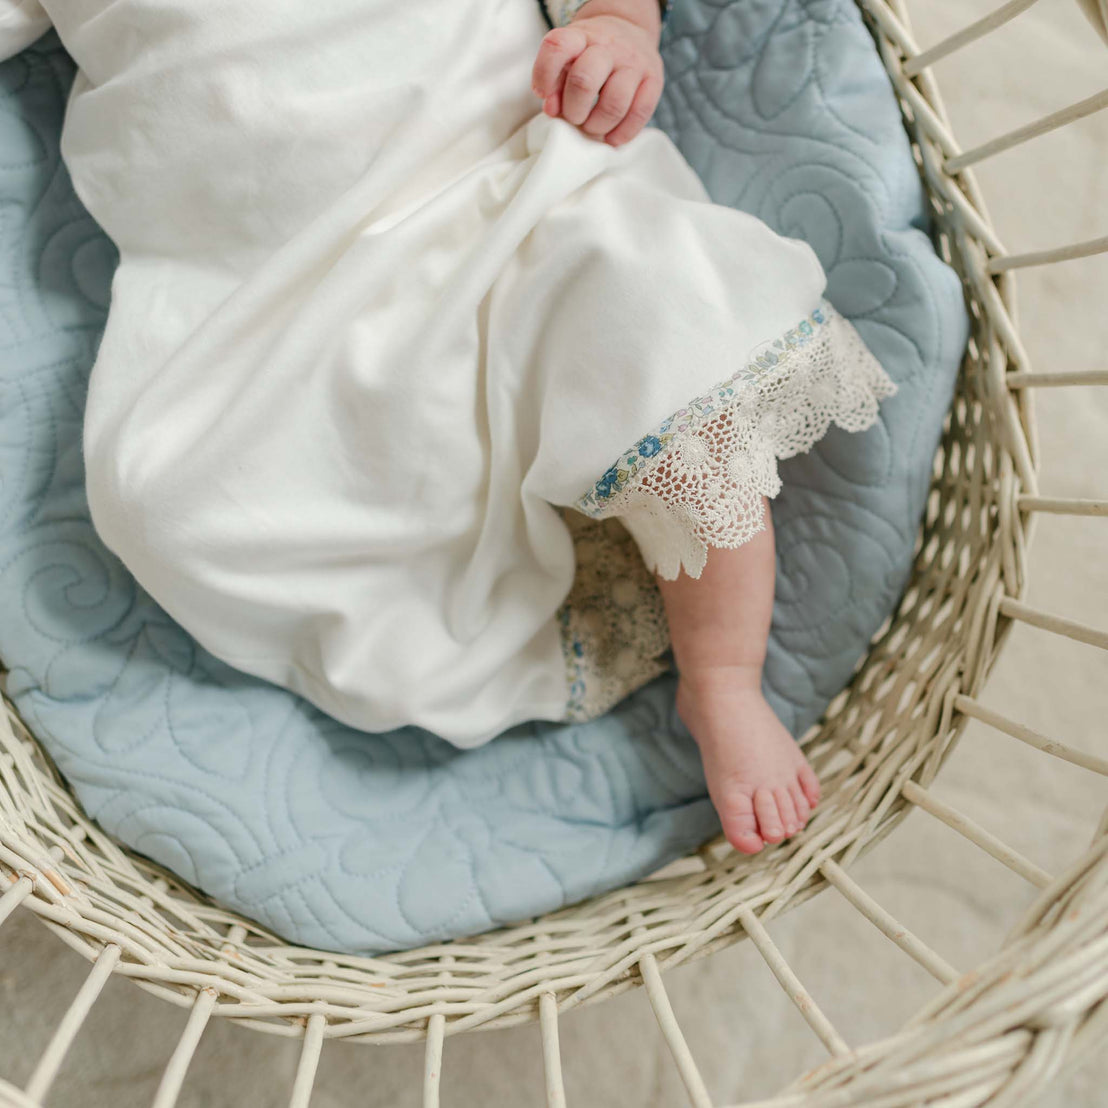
[677,670,821,855]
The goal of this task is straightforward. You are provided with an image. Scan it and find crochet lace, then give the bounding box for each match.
[573,302,898,580]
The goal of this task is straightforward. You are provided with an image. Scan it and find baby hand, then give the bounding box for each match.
[531,0,665,147]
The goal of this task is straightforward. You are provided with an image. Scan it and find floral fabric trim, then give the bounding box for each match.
[559,604,589,718]
[576,306,831,516]
[556,510,671,723]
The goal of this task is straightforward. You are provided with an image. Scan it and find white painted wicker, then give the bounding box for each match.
[1,1,1106,1105]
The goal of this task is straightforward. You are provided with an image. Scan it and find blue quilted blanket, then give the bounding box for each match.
[0,0,966,954]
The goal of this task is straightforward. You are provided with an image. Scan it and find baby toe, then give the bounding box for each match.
[754,787,785,843]
[799,764,822,808]
[775,787,798,836]
[789,783,810,826]
[720,790,763,855]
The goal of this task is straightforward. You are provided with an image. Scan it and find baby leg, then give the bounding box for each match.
[655,497,821,854]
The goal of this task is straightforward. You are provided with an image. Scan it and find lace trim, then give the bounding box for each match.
[572,301,898,580]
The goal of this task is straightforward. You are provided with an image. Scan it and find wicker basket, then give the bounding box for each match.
[2,1,1107,1105]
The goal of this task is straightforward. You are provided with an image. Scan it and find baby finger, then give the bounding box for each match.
[602,73,661,147]
[561,45,614,126]
[531,26,588,98]
[582,66,640,138]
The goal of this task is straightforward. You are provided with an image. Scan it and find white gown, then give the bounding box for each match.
[33,0,895,746]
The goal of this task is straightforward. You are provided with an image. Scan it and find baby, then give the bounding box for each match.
[531,0,821,854]
[30,0,893,867]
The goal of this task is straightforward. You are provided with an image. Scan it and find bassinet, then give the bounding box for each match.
[2,0,1107,1105]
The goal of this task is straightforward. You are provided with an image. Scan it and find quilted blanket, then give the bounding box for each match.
[0,0,967,954]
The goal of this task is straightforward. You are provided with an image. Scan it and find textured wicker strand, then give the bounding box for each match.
[1017,496,1108,517]
[998,597,1108,651]
[945,88,1108,172]
[423,1013,445,1108]
[954,695,1108,774]
[24,943,121,1102]
[858,0,918,57]
[639,952,714,1108]
[990,1025,1077,1108]
[902,0,1043,75]
[988,234,1108,273]
[0,876,33,928]
[1094,806,1108,846]
[1076,0,1108,41]
[0,1078,41,1108]
[876,45,962,157]
[1006,370,1108,387]
[735,907,851,1058]
[539,992,568,1108]
[288,1013,326,1108]
[151,987,218,1108]
[901,782,1053,888]
[819,862,960,984]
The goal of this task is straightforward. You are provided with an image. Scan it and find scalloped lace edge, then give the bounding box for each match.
[572,301,898,580]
